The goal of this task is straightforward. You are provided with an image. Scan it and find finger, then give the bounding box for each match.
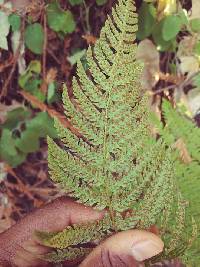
[0,197,104,266]
[14,249,49,267]
[0,197,104,243]
[80,230,164,267]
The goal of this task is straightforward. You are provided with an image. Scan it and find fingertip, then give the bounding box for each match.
[80,230,164,267]
[131,232,164,261]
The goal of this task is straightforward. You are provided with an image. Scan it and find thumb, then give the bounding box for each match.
[80,230,164,267]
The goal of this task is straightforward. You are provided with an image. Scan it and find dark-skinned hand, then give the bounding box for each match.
[0,197,164,267]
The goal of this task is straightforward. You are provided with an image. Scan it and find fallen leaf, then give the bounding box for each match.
[0,163,7,182]
[41,68,57,94]
[177,36,197,58]
[0,194,13,233]
[11,0,30,10]
[67,49,86,66]
[190,0,200,19]
[187,87,200,116]
[179,56,199,76]
[82,34,97,45]
[136,39,160,90]
[157,0,177,20]
[158,72,184,84]
[45,68,57,84]
[11,31,26,74]
[0,1,11,50]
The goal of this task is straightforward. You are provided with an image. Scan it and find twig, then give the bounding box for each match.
[19,90,90,144]
[153,71,200,95]
[153,84,177,95]
[47,48,60,65]
[0,18,25,99]
[180,71,200,88]
[42,10,47,83]
[83,0,91,33]
[0,54,14,73]
[40,9,48,94]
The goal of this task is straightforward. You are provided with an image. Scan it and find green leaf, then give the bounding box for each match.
[1,107,31,130]
[47,1,76,34]
[8,14,21,31]
[178,9,188,25]
[194,42,200,56]
[152,20,175,51]
[31,85,46,102]
[162,15,182,41]
[68,0,83,5]
[19,60,41,88]
[15,112,57,153]
[24,78,41,92]
[28,60,41,73]
[190,18,200,32]
[26,112,57,138]
[24,79,45,102]
[96,0,107,6]
[67,49,86,65]
[7,151,26,167]
[0,129,17,157]
[137,3,156,40]
[169,63,177,75]
[18,60,45,102]
[15,129,40,153]
[47,82,57,104]
[193,73,200,88]
[0,129,26,167]
[24,23,44,54]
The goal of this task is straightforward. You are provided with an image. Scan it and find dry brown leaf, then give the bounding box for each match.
[11,0,30,10]
[173,138,192,164]
[136,39,160,90]
[0,194,13,233]
[179,56,199,76]
[157,0,177,20]
[41,68,57,94]
[82,34,97,45]
[191,0,200,19]
[187,88,200,116]
[149,94,162,138]
[0,163,7,182]
[158,72,184,85]
[45,68,57,85]
[177,36,197,58]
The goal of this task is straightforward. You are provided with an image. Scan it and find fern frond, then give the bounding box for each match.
[153,100,200,266]
[36,215,112,249]
[42,247,91,263]
[43,0,192,264]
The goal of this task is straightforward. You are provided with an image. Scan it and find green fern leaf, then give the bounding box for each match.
[154,100,200,266]
[42,247,91,263]
[39,0,193,264]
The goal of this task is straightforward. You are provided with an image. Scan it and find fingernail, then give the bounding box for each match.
[132,239,164,262]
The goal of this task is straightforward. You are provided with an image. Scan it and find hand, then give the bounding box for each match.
[0,197,164,267]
